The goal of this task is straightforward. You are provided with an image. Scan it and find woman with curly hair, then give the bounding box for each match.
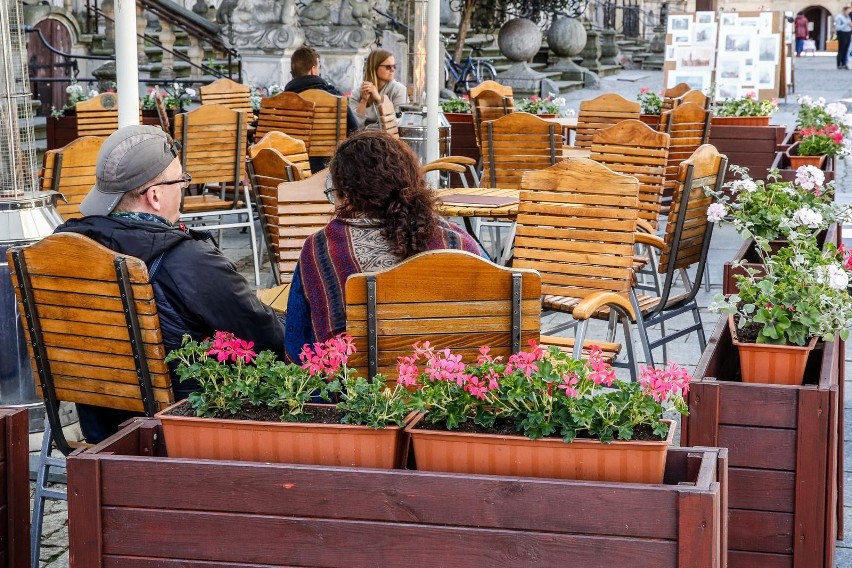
[284,131,481,361]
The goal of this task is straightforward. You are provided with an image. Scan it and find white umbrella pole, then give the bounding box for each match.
[425,0,440,164]
[115,0,139,126]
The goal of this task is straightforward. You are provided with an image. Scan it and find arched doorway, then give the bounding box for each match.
[802,5,832,50]
[28,18,73,116]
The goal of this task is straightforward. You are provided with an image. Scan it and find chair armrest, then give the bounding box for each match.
[422,162,466,174]
[572,291,636,320]
[636,218,656,234]
[429,155,477,166]
[634,231,665,250]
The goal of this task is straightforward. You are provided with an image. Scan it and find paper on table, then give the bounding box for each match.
[439,194,519,207]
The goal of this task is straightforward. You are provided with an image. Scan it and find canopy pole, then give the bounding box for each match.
[425,0,440,164]
[115,0,139,127]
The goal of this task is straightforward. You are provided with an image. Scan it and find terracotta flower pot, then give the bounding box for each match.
[157,401,416,468]
[711,116,772,127]
[786,141,827,169]
[405,414,675,484]
[729,315,818,385]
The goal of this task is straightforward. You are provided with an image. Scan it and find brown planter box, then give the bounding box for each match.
[445,112,480,164]
[68,418,728,567]
[0,407,30,567]
[722,224,838,296]
[772,150,836,184]
[709,124,787,182]
[682,317,843,567]
[45,114,78,150]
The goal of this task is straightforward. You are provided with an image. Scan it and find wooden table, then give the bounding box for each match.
[435,187,520,265]
[544,116,578,145]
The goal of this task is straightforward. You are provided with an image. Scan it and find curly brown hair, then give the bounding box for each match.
[329,131,438,259]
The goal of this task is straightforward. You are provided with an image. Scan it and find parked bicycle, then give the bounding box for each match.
[443,38,497,94]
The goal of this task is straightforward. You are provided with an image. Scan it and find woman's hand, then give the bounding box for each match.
[360,81,381,104]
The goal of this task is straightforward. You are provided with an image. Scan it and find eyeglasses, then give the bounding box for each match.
[139,171,192,196]
[324,175,335,204]
[379,64,397,71]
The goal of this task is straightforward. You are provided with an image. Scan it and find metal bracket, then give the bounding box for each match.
[366,275,378,379]
[511,272,522,354]
[488,122,496,187]
[115,257,157,416]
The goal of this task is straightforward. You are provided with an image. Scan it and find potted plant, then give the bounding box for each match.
[636,86,663,127]
[788,124,848,168]
[712,91,778,126]
[400,342,689,483]
[440,96,479,162]
[795,96,849,134]
[157,331,413,468]
[46,80,99,149]
[709,237,852,385]
[514,94,572,118]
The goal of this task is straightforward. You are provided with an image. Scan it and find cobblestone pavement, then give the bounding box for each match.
[28,53,852,566]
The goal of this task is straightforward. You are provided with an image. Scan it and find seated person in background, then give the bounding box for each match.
[55,125,285,442]
[284,131,481,360]
[348,49,408,131]
[285,45,358,172]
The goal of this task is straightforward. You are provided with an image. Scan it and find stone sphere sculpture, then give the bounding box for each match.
[547,17,587,58]
[498,18,542,63]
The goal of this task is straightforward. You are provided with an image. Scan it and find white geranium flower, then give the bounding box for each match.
[731,179,757,193]
[798,95,812,105]
[87,89,99,98]
[795,165,825,191]
[707,202,726,222]
[826,264,849,290]
[185,88,197,97]
[816,97,826,107]
[791,207,823,228]
[66,84,83,95]
[826,102,848,119]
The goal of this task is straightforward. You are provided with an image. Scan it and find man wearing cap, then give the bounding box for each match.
[54,125,285,441]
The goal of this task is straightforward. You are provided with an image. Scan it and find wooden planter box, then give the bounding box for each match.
[0,407,30,568]
[708,124,787,182]
[445,112,480,164]
[45,114,77,150]
[722,224,838,296]
[682,317,843,568]
[68,418,728,567]
[827,39,839,52]
[771,149,836,184]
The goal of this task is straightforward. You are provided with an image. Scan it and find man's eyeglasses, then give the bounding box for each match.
[379,64,397,71]
[139,171,192,196]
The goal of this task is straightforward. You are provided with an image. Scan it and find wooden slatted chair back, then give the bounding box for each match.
[590,120,670,229]
[40,136,104,220]
[345,250,541,380]
[174,103,247,187]
[659,144,728,275]
[6,232,173,452]
[199,78,254,116]
[154,91,171,132]
[249,131,311,181]
[513,159,640,302]
[75,93,120,137]
[659,102,712,198]
[299,89,347,158]
[661,82,691,112]
[377,95,399,138]
[574,93,641,149]
[673,89,710,110]
[482,112,561,189]
[472,88,515,148]
[469,80,513,99]
[255,91,315,146]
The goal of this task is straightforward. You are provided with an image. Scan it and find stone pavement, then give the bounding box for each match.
[27,53,852,566]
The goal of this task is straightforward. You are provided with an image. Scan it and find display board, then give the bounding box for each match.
[663,11,787,100]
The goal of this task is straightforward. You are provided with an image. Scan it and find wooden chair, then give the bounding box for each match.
[672,89,710,110]
[6,232,173,566]
[75,93,119,137]
[421,155,481,188]
[345,250,541,381]
[255,91,315,148]
[377,95,399,138]
[661,82,692,112]
[300,89,348,159]
[574,93,641,149]
[513,159,640,374]
[469,80,513,99]
[471,88,515,150]
[481,112,561,189]
[631,145,728,366]
[199,77,254,117]
[658,102,712,201]
[250,130,312,181]
[40,136,104,220]
[174,103,261,285]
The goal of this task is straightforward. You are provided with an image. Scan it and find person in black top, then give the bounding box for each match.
[285,46,357,171]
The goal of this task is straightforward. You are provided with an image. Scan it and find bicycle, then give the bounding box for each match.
[443,38,497,94]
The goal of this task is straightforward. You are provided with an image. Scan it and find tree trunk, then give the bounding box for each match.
[453,0,478,65]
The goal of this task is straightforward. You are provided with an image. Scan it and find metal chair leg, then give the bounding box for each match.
[31,420,68,568]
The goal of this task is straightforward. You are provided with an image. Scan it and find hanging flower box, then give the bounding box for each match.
[67,417,728,567]
[0,407,29,566]
[682,317,843,567]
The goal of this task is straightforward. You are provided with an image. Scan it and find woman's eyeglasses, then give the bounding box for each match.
[139,171,192,196]
[379,64,397,71]
[324,175,335,204]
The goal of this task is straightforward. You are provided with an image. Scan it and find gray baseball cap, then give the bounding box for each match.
[80,125,179,216]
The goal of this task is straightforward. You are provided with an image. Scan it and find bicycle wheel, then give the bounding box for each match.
[478,61,497,82]
[457,67,478,94]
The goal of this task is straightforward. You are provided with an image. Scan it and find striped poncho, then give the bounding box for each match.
[284,216,482,361]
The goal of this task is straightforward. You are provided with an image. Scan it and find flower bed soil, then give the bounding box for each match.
[164,399,344,424]
[417,417,663,441]
[68,418,728,567]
